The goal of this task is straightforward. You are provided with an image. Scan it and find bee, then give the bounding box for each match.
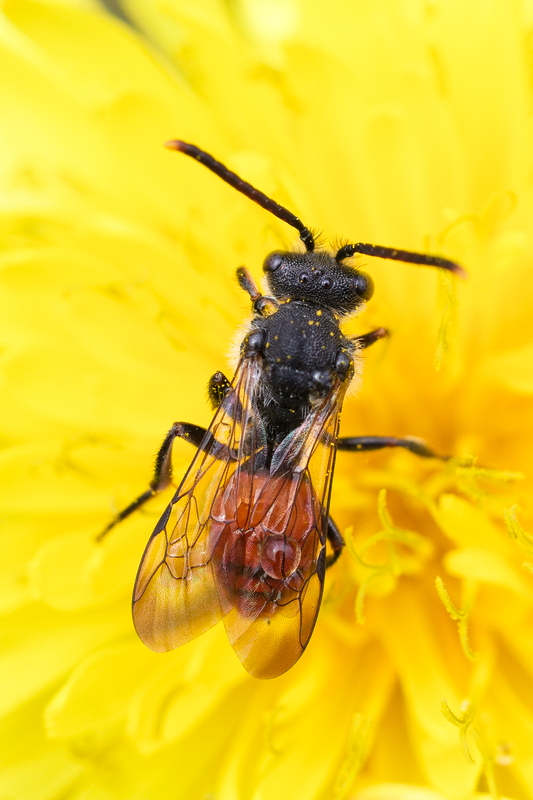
[99,141,465,678]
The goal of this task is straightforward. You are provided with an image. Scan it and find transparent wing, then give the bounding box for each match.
[132,354,265,652]
[133,349,348,679]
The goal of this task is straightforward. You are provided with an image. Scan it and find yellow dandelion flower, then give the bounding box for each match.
[0,0,532,798]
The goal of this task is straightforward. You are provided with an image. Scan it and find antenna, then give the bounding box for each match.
[166,140,315,252]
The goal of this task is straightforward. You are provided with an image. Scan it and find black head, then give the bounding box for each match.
[263,250,373,315]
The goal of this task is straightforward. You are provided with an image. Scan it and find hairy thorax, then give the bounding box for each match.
[250,302,356,440]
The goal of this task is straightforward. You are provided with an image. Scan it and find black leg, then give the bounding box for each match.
[352,327,389,349]
[236,266,279,316]
[99,365,246,543]
[326,516,345,569]
[338,435,446,460]
[97,421,209,542]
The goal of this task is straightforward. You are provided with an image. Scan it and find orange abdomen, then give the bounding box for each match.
[210,470,323,618]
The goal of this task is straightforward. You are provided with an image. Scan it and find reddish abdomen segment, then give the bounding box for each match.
[210,469,323,618]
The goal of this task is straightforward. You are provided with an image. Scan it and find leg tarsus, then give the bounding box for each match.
[96,488,156,542]
[338,435,447,460]
[352,327,389,349]
[236,266,279,316]
[325,516,345,569]
[236,265,261,301]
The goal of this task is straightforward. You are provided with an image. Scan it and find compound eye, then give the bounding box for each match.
[354,271,374,301]
[263,252,284,272]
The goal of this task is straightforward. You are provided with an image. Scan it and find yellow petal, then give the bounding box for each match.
[445,546,532,597]
[482,343,533,394]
